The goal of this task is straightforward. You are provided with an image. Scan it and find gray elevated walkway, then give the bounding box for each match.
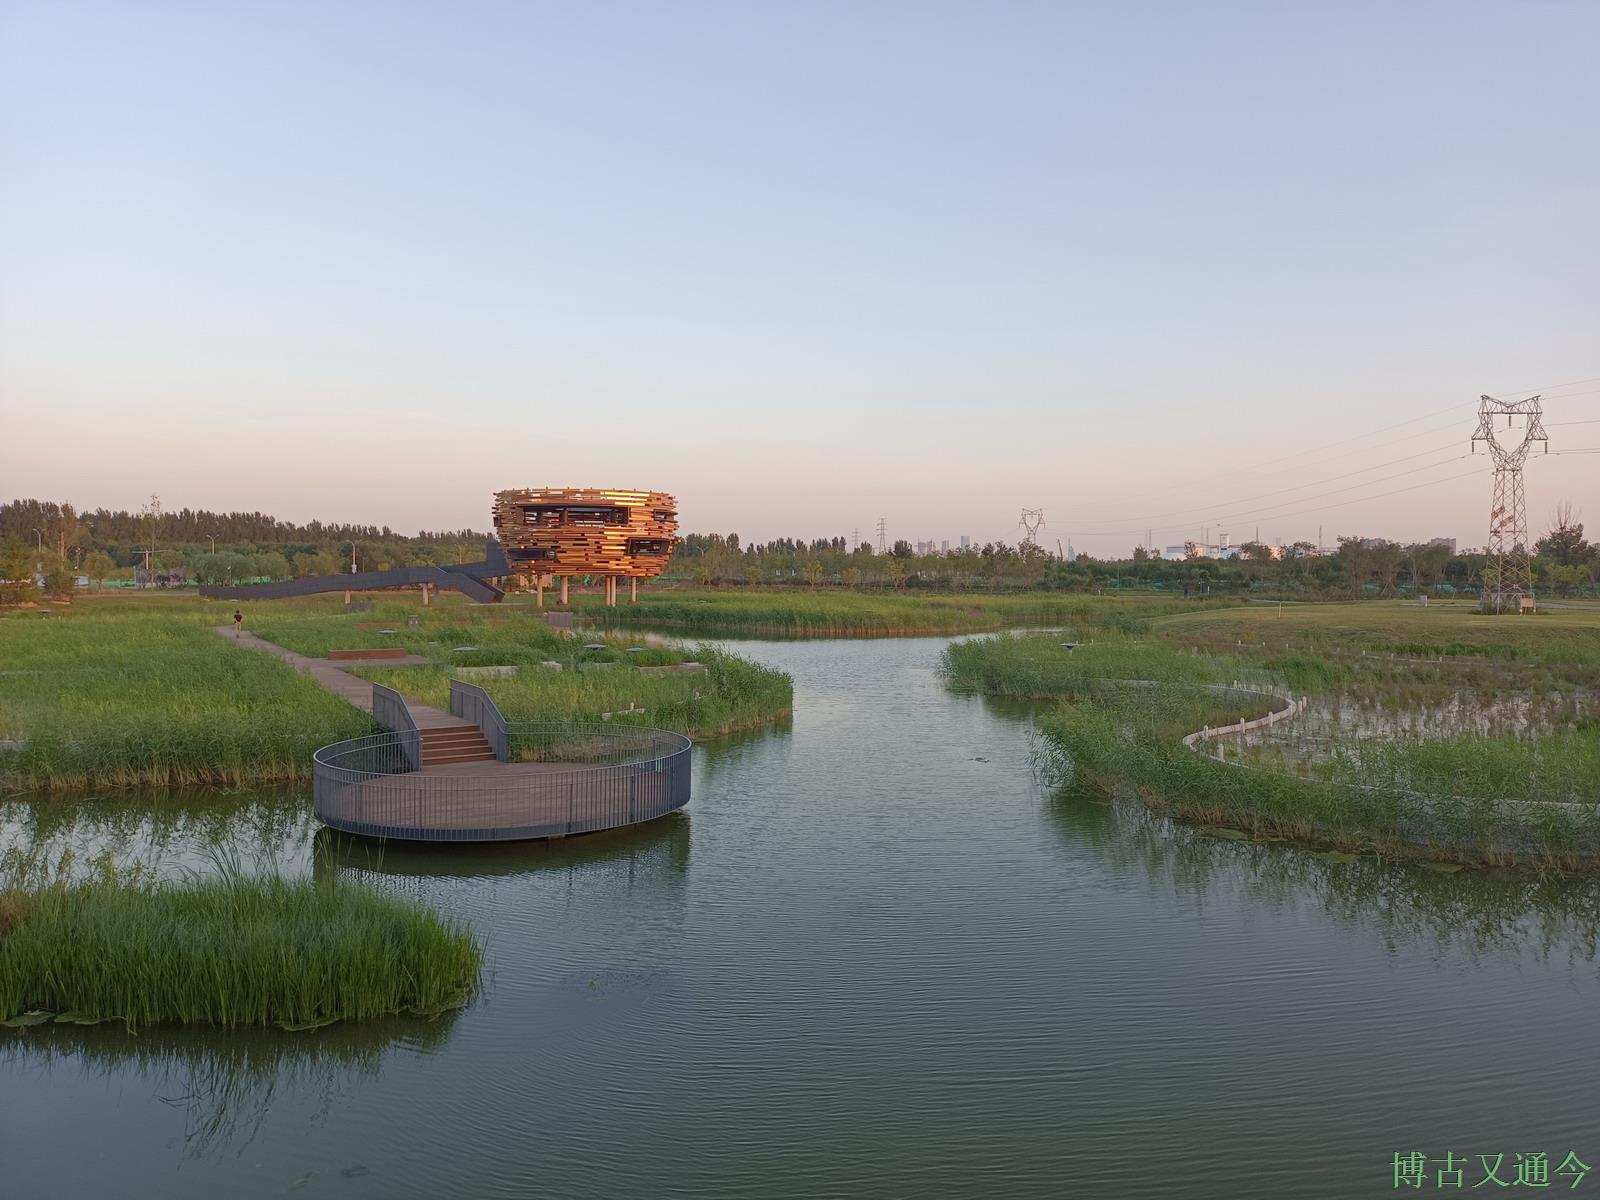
[214,627,465,729]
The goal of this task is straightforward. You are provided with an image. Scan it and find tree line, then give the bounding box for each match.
[0,498,489,602]
[668,510,1599,597]
[4,497,1596,602]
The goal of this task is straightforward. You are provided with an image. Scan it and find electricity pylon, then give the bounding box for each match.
[1471,393,1547,613]
[875,517,887,555]
[1019,508,1044,548]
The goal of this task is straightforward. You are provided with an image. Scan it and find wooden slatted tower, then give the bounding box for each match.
[492,487,680,606]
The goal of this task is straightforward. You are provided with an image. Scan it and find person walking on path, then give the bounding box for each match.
[233,609,244,638]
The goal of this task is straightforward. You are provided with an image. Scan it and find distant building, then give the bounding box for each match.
[959,535,970,550]
[1427,537,1457,553]
[941,540,949,554]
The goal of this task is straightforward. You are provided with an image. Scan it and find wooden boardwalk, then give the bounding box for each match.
[218,626,693,841]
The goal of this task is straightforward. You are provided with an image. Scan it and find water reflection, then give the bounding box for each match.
[1050,783,1600,967]
[0,786,316,879]
[2,1015,459,1161]
[312,812,691,884]
[695,719,794,785]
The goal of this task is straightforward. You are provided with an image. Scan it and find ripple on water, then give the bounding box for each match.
[3,635,1599,1199]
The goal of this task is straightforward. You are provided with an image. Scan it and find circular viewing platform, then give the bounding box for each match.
[313,723,692,843]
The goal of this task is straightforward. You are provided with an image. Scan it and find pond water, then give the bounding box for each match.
[5,635,1600,1198]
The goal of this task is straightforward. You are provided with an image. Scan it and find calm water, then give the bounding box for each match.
[5,636,1600,1199]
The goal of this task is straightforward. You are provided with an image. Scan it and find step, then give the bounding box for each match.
[424,750,497,765]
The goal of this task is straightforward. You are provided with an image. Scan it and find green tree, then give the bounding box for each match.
[254,551,292,581]
[83,550,115,590]
[41,553,75,597]
[1335,537,1369,594]
[1536,502,1591,566]
[1366,540,1403,596]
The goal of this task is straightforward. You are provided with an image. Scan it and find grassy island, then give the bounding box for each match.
[575,587,1229,637]
[1,850,481,1030]
[1,593,792,791]
[251,602,793,742]
[944,601,1600,868]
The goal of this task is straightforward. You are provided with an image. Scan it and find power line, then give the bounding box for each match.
[1057,439,1469,531]
[1491,375,1600,396]
[1056,377,1593,524]
[1064,412,1475,524]
[1058,452,1473,537]
[1242,400,1468,473]
[1205,467,1483,533]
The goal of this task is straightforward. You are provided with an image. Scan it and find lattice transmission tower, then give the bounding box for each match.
[1471,393,1547,613]
[1019,508,1044,548]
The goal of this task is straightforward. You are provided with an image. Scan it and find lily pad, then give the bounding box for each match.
[53,1011,111,1025]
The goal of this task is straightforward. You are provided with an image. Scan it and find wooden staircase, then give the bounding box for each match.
[419,724,496,766]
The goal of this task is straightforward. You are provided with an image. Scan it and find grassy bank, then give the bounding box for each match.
[944,608,1600,868]
[0,848,481,1029]
[250,602,793,740]
[576,587,1229,637]
[1,601,371,791]
[0,593,792,790]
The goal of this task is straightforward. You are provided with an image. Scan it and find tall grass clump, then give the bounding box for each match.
[942,634,1229,698]
[0,847,481,1029]
[577,588,1227,637]
[363,646,792,740]
[1032,683,1600,869]
[0,605,370,791]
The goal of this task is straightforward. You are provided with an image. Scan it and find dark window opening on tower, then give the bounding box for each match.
[521,505,628,528]
[627,538,673,555]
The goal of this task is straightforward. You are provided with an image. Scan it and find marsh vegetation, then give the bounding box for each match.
[576,587,1227,637]
[943,602,1600,867]
[0,593,791,790]
[0,845,481,1030]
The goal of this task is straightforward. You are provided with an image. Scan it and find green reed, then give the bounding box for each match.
[0,605,371,791]
[0,846,481,1029]
[575,588,1226,637]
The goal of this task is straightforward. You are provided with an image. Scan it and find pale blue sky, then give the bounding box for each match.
[3,1,1596,553]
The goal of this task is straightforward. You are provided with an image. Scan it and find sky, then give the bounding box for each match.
[2,1,1597,556]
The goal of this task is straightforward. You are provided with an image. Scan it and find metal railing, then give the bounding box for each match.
[450,679,508,762]
[313,722,692,843]
[371,683,420,772]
